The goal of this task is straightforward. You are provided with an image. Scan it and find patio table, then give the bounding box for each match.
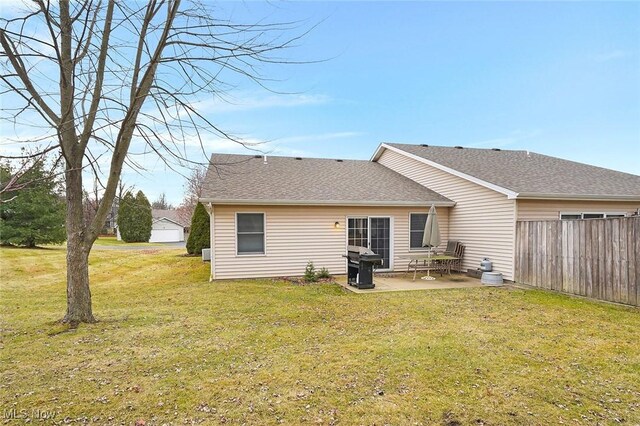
[399,254,460,281]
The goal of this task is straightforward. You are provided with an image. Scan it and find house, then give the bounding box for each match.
[200,145,640,281]
[149,209,188,242]
[116,209,188,243]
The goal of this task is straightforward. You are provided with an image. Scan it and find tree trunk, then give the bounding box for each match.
[64,240,94,325]
[63,162,96,325]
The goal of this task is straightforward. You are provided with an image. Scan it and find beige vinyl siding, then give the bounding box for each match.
[211,205,449,280]
[517,199,640,221]
[377,149,516,280]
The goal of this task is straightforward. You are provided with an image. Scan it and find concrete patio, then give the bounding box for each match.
[337,272,486,293]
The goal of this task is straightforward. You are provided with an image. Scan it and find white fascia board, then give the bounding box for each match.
[372,143,520,199]
[370,143,386,162]
[152,217,186,228]
[517,193,640,202]
[198,198,456,207]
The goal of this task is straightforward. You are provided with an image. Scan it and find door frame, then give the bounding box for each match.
[345,215,394,272]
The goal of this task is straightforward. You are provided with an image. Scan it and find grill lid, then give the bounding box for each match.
[347,245,376,255]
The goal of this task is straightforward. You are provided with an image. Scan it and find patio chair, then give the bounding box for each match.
[450,244,465,273]
[443,240,460,257]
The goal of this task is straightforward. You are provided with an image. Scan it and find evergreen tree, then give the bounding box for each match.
[0,160,66,247]
[116,192,136,242]
[186,202,210,255]
[135,191,152,242]
[117,191,152,243]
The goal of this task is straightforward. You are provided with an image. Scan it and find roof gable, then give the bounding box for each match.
[152,209,187,227]
[374,143,640,201]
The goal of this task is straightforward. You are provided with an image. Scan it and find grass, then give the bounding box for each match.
[92,236,161,246]
[1,248,639,425]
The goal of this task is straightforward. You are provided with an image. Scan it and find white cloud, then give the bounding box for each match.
[467,137,519,149]
[189,92,331,114]
[276,131,364,144]
[0,0,36,18]
[467,130,540,149]
[591,50,631,63]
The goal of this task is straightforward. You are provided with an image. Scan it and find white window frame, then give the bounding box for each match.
[235,212,266,256]
[559,212,583,220]
[581,212,606,219]
[408,212,430,252]
[369,216,394,272]
[345,216,369,249]
[345,215,394,272]
[560,211,627,220]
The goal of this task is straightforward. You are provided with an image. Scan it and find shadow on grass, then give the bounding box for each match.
[1,244,64,251]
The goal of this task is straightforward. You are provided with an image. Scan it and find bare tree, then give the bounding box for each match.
[152,192,172,210]
[1,149,63,201]
[1,0,307,325]
[176,164,206,224]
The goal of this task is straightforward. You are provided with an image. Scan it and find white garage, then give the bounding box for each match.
[116,209,187,243]
[149,218,185,242]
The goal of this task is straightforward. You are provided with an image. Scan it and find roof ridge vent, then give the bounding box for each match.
[420,144,429,147]
[294,157,302,160]
[454,146,464,149]
[492,148,501,151]
[254,155,261,158]
[336,159,344,162]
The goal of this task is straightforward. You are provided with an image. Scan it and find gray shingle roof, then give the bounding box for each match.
[384,143,640,199]
[152,209,187,227]
[200,154,453,206]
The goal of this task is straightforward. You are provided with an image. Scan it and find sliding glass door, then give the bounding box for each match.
[347,216,392,270]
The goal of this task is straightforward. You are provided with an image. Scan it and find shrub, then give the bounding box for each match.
[117,190,152,243]
[317,267,331,279]
[304,261,317,282]
[186,202,210,255]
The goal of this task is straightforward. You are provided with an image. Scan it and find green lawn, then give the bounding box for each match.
[92,236,161,246]
[1,247,639,425]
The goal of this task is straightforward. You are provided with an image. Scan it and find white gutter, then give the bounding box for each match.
[516,193,640,202]
[372,143,520,199]
[198,198,456,207]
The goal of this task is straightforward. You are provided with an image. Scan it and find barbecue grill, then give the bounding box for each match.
[343,245,383,289]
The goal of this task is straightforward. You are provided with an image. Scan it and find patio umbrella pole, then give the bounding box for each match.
[421,204,440,281]
[421,246,436,281]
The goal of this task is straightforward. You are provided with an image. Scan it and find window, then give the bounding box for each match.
[409,213,428,250]
[560,214,582,220]
[560,212,626,220]
[583,213,604,219]
[237,213,265,255]
[347,218,368,247]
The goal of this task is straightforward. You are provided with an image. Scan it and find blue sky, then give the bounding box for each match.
[2,1,639,205]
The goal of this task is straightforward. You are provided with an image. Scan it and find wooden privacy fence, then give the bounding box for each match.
[515,217,639,307]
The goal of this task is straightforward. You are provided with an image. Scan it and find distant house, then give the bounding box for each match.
[200,144,640,281]
[116,209,188,243]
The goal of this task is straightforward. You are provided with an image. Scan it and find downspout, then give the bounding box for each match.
[511,198,518,282]
[208,202,215,282]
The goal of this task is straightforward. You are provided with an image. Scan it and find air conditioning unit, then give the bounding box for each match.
[202,249,211,262]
